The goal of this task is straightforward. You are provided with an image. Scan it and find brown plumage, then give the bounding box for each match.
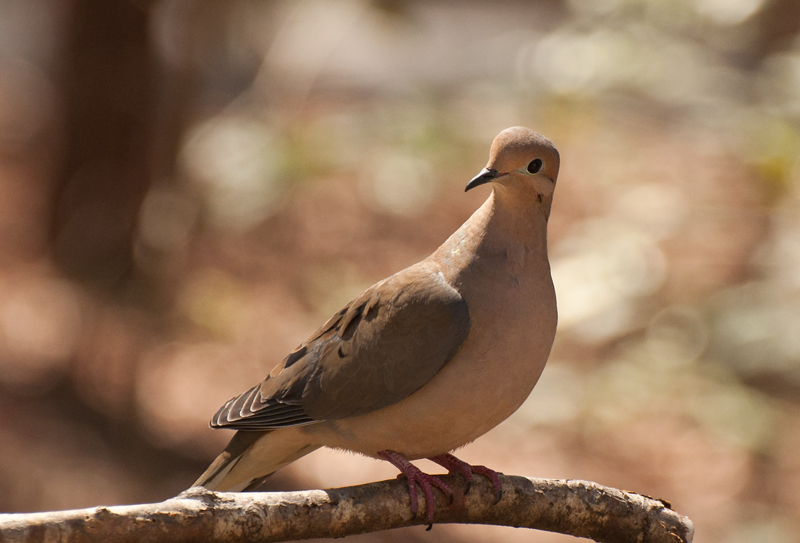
[194,126,560,522]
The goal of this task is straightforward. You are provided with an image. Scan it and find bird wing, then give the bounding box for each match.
[210,263,470,430]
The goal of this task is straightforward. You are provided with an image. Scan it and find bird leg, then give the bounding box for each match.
[428,453,503,504]
[377,450,455,525]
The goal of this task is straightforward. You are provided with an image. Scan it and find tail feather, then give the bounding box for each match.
[193,427,320,491]
[193,430,267,490]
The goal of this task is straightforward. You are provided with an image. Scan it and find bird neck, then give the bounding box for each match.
[433,189,551,285]
[479,188,550,254]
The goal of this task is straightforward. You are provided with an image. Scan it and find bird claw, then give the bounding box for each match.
[428,453,503,503]
[470,463,504,503]
[378,450,503,525]
[378,450,454,525]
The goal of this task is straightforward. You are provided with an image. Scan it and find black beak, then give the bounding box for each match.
[465,168,499,192]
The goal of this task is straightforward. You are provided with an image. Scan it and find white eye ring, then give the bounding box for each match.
[526,159,543,174]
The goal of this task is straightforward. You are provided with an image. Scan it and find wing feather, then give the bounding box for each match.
[210,264,469,431]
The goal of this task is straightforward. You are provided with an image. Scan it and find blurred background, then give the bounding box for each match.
[1,0,800,541]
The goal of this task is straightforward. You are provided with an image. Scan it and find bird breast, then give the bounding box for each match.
[304,249,557,460]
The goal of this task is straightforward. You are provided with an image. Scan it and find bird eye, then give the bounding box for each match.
[526,159,543,174]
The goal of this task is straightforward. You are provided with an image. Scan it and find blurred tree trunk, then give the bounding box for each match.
[52,0,156,292]
[31,0,211,506]
[751,0,800,65]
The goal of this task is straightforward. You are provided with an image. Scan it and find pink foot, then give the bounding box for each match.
[428,453,504,504]
[378,450,454,526]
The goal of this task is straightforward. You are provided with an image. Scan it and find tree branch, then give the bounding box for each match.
[0,475,693,543]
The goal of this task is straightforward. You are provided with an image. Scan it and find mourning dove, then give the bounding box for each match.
[193,126,560,524]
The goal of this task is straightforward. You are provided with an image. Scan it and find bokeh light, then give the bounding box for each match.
[1,1,799,542]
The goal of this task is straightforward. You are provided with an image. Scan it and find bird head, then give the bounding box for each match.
[465,127,560,202]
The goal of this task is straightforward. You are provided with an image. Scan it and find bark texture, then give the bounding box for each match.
[0,475,693,543]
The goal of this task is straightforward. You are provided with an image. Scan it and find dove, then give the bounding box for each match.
[193,126,560,525]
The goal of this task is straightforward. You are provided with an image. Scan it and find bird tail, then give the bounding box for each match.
[193,428,321,492]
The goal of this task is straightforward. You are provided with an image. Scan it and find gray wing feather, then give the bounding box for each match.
[210,264,470,430]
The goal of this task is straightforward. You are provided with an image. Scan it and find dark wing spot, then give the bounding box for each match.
[364,301,379,321]
[338,346,346,358]
[284,346,307,369]
[340,303,366,341]
[341,312,362,341]
[537,194,542,203]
